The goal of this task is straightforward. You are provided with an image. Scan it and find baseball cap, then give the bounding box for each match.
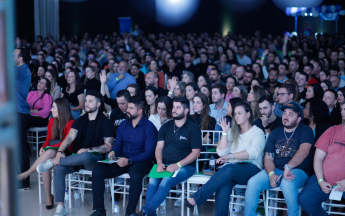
[281,102,303,118]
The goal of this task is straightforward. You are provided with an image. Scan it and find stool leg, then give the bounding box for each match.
[123,179,127,207]
[111,178,114,213]
[36,131,39,158]
[68,174,72,208]
[181,183,185,216]
[265,190,269,215]
[38,173,42,203]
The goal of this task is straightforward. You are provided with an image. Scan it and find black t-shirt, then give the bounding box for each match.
[253,116,282,133]
[110,108,127,135]
[262,81,281,96]
[135,71,146,91]
[71,116,114,151]
[84,78,101,93]
[62,87,84,106]
[163,68,182,79]
[157,119,202,167]
[300,88,307,100]
[265,124,314,176]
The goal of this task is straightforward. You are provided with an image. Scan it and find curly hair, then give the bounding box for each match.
[308,97,330,124]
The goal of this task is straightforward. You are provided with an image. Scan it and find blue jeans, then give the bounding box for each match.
[299,175,345,216]
[192,163,260,216]
[142,166,195,214]
[244,168,308,216]
[70,104,81,120]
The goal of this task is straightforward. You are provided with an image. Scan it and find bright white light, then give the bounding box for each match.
[310,13,312,16]
[305,13,308,16]
[156,0,200,27]
[272,0,323,12]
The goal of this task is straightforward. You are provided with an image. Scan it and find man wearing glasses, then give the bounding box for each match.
[274,83,304,118]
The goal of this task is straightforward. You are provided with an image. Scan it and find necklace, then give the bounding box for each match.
[174,124,180,133]
[284,128,295,145]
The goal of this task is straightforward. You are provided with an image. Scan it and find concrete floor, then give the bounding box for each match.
[17,157,217,216]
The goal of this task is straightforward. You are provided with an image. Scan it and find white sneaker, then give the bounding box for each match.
[233,198,245,212]
[174,195,183,206]
[54,205,66,216]
[267,200,277,216]
[36,159,54,173]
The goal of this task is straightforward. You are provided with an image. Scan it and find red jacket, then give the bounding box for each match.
[42,118,75,153]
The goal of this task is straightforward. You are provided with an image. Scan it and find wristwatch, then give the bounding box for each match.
[264,125,270,130]
[229,153,234,160]
[89,147,93,152]
[284,164,292,170]
[128,158,132,165]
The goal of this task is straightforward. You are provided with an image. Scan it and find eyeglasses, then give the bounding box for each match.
[277,93,289,97]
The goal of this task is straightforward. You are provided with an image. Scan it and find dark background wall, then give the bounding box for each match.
[16,0,344,43]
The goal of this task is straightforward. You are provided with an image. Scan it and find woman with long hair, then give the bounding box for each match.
[321,80,333,91]
[186,102,265,216]
[18,98,75,209]
[247,86,266,120]
[168,78,186,99]
[27,78,53,128]
[84,65,101,93]
[200,85,213,103]
[60,70,85,120]
[190,93,217,131]
[145,86,159,118]
[197,74,211,88]
[45,69,61,100]
[252,63,265,80]
[148,96,172,131]
[232,84,248,102]
[306,84,324,100]
[225,76,237,103]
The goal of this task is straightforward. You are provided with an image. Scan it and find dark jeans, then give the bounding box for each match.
[192,163,260,216]
[27,115,48,128]
[92,161,153,214]
[299,175,345,216]
[18,112,30,188]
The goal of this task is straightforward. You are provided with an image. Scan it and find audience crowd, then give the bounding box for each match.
[14,28,345,216]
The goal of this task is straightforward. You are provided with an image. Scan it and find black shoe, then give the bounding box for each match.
[135,210,152,216]
[185,199,195,208]
[125,213,136,216]
[90,210,106,216]
[46,195,54,210]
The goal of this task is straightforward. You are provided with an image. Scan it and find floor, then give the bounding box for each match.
[17,156,218,216]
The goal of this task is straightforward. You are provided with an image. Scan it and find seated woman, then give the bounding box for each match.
[167,77,186,99]
[197,74,211,89]
[148,96,172,131]
[145,86,159,118]
[182,71,195,84]
[232,84,248,102]
[27,78,53,128]
[84,66,101,93]
[247,86,266,120]
[200,85,212,104]
[185,83,200,115]
[320,80,333,92]
[185,102,266,216]
[127,83,141,97]
[45,69,61,101]
[60,70,84,120]
[303,97,331,143]
[225,76,237,103]
[18,98,74,209]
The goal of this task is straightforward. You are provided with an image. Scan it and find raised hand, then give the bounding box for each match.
[217,117,230,133]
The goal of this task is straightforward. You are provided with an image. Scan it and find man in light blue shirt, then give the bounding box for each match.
[236,45,252,66]
[108,61,136,99]
[209,83,228,122]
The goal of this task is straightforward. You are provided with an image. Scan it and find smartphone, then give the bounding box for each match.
[275,174,282,184]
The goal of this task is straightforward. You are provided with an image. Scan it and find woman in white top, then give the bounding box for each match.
[186,102,265,216]
[148,96,172,131]
[45,69,61,101]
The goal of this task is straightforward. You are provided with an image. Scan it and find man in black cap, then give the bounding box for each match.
[244,102,314,216]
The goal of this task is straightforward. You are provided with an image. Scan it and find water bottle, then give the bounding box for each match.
[64,190,69,208]
[73,189,81,208]
[256,211,262,216]
[113,201,120,215]
[209,155,216,171]
[160,199,166,214]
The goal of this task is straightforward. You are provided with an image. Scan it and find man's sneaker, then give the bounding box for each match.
[232,198,245,212]
[174,195,183,206]
[267,200,277,216]
[54,205,66,216]
[36,159,54,173]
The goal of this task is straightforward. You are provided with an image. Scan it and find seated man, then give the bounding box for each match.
[90,96,158,216]
[136,97,201,216]
[36,90,115,216]
[244,102,314,216]
[299,103,345,216]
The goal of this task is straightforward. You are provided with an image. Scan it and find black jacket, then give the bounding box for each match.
[329,107,342,126]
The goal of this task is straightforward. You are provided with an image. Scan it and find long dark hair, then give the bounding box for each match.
[145,86,158,116]
[33,78,52,109]
[308,97,329,124]
[154,96,172,119]
[227,97,244,120]
[51,98,74,141]
[193,93,211,130]
[67,70,82,91]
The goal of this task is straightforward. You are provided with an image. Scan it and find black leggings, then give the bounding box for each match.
[27,115,48,128]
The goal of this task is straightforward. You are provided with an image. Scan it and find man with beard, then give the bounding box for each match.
[143,71,168,97]
[135,97,201,216]
[235,65,246,84]
[274,84,304,118]
[209,68,224,86]
[109,90,131,135]
[288,60,299,79]
[130,63,146,90]
[243,70,255,92]
[244,102,314,216]
[262,68,281,96]
[253,95,282,135]
[179,52,199,81]
[90,96,158,216]
[209,83,228,122]
[36,91,115,216]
